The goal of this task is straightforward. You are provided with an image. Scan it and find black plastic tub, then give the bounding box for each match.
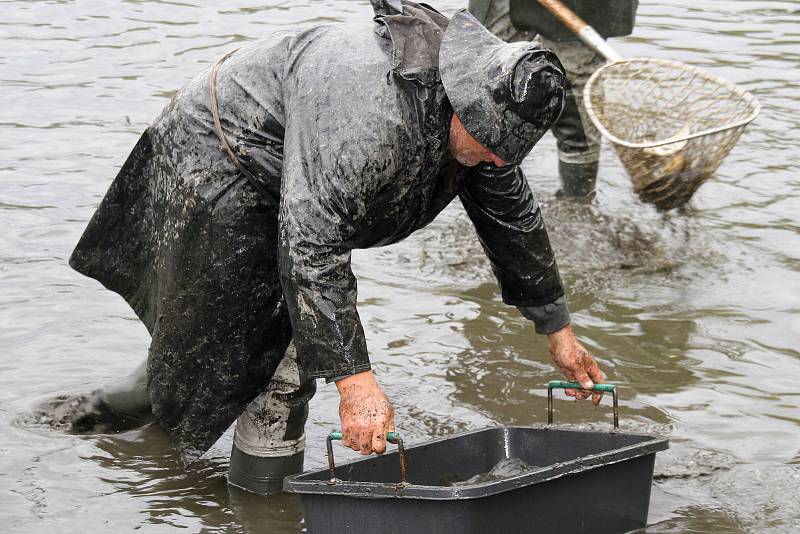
[285,426,668,534]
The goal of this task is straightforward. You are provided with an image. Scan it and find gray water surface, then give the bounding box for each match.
[1,1,798,532]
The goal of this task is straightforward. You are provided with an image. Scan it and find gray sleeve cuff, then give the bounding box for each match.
[326,375,347,384]
[324,367,372,384]
[517,296,571,334]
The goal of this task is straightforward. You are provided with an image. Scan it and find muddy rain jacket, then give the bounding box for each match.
[69,0,569,461]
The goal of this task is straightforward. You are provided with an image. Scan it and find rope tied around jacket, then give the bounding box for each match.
[210,49,277,203]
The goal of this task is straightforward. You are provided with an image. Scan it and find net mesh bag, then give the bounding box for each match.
[584,58,760,211]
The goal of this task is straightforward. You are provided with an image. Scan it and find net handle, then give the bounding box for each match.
[536,0,622,62]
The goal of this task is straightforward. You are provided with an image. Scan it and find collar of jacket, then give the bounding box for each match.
[371,1,449,87]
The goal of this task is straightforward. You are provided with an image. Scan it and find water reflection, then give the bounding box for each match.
[86,426,305,532]
[431,194,703,410]
[446,281,681,428]
[2,0,799,532]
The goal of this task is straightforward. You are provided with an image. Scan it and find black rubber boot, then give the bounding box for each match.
[227,445,305,496]
[556,160,599,198]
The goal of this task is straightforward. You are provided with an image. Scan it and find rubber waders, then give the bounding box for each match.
[557,160,599,197]
[99,360,153,425]
[227,446,304,495]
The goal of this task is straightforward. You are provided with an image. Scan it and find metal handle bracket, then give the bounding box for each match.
[326,431,408,485]
[547,380,619,430]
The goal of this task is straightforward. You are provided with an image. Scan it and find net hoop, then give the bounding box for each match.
[583,57,761,150]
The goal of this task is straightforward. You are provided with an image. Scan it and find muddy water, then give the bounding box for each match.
[1,1,798,532]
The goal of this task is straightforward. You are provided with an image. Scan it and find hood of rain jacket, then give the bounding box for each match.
[440,9,567,164]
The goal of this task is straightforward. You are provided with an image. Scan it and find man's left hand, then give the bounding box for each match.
[547,324,606,405]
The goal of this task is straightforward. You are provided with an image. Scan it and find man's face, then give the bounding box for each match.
[448,114,508,168]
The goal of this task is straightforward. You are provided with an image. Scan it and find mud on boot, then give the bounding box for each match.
[32,392,125,434]
[33,360,153,434]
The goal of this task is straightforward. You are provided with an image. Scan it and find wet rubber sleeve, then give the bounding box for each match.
[459,163,570,334]
[278,128,372,381]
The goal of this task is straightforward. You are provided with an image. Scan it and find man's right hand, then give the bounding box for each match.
[336,370,395,455]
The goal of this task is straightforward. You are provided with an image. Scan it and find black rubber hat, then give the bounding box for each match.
[440,10,567,165]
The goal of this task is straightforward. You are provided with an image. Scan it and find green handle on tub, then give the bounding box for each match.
[547,380,616,392]
[326,430,408,484]
[547,380,619,429]
[328,430,400,443]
